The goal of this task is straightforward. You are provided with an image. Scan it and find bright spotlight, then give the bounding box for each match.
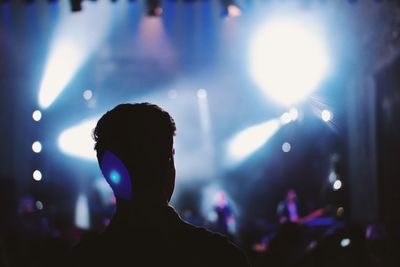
[32,141,42,153]
[33,170,42,181]
[280,112,292,124]
[249,17,330,106]
[58,119,97,160]
[38,1,112,109]
[321,109,333,122]
[282,142,291,152]
[333,179,342,191]
[227,119,280,163]
[32,110,42,121]
[39,41,84,109]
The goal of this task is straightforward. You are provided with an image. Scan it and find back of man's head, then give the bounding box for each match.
[93,103,176,203]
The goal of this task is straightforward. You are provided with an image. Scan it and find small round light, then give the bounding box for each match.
[32,110,42,121]
[321,109,332,122]
[33,170,42,181]
[282,142,291,153]
[197,89,207,99]
[35,200,43,210]
[32,141,42,153]
[340,238,350,247]
[83,90,93,101]
[337,207,344,217]
[333,179,342,191]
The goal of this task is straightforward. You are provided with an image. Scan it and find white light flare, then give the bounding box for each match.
[321,109,333,122]
[38,1,112,109]
[58,119,97,161]
[249,17,330,106]
[74,194,90,230]
[333,179,342,191]
[32,110,42,121]
[227,119,281,163]
[32,141,42,153]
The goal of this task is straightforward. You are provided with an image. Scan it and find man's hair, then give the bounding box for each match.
[93,103,176,197]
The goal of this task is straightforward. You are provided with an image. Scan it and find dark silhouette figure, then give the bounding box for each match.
[66,103,250,267]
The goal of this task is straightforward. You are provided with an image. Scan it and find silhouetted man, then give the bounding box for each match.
[66,103,250,267]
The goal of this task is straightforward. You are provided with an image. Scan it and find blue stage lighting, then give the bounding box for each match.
[74,194,90,229]
[227,119,280,163]
[58,119,97,160]
[249,17,330,106]
[38,1,112,109]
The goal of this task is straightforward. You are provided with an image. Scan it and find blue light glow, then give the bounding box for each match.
[249,17,330,106]
[58,119,97,160]
[74,194,90,229]
[227,119,281,163]
[109,170,121,185]
[101,150,133,200]
[38,1,112,109]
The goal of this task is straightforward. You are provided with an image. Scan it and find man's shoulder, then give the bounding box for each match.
[179,222,251,266]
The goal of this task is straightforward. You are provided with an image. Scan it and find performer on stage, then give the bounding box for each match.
[277,189,300,224]
[277,189,325,225]
[214,191,234,235]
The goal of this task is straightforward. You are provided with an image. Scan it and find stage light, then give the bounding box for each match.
[38,41,82,109]
[282,142,291,152]
[197,89,207,99]
[249,17,330,106]
[74,194,90,229]
[83,89,93,100]
[340,238,350,247]
[328,171,337,183]
[38,1,112,109]
[32,141,42,153]
[280,112,292,124]
[220,0,241,17]
[58,119,97,160]
[289,107,299,121]
[35,200,43,210]
[333,179,342,191]
[33,170,42,181]
[147,0,162,16]
[280,108,298,124]
[32,110,42,121]
[227,119,280,163]
[70,0,82,12]
[337,207,344,217]
[321,109,332,122]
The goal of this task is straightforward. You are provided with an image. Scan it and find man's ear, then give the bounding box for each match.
[100,150,133,200]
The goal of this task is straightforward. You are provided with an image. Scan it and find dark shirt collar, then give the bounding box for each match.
[105,204,183,234]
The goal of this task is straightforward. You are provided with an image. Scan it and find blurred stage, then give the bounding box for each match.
[0,0,399,266]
